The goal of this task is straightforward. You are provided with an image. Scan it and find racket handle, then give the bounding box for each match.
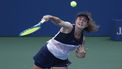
[34,19,46,27]
[40,19,46,23]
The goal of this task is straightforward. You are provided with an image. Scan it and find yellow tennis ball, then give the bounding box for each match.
[70,1,77,7]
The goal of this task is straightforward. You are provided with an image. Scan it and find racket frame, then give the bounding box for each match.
[19,19,46,36]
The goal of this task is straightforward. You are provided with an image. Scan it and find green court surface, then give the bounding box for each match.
[0,37,122,69]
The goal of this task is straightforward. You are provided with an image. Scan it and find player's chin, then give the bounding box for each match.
[77,25,85,29]
[77,26,84,30]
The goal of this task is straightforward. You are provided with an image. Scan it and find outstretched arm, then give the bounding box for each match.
[42,15,72,28]
[41,15,73,33]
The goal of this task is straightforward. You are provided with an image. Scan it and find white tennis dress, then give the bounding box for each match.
[47,25,83,60]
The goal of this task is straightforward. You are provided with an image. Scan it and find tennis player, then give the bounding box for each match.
[33,12,97,69]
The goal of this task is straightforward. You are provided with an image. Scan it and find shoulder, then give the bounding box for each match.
[61,21,73,28]
[60,21,73,34]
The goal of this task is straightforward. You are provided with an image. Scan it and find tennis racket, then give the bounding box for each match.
[19,19,46,36]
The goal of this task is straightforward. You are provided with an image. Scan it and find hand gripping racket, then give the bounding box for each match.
[19,19,46,36]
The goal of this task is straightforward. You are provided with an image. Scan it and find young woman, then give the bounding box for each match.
[33,12,97,69]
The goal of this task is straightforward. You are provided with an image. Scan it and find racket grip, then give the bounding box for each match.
[40,19,46,23]
[34,19,46,27]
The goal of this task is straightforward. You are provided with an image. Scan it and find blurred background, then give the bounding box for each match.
[0,0,122,37]
[0,0,122,69]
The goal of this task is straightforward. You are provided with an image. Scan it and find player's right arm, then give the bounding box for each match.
[42,15,73,33]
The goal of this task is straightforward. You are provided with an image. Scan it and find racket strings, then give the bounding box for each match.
[20,27,40,36]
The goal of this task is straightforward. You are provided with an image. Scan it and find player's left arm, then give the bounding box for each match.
[75,36,87,58]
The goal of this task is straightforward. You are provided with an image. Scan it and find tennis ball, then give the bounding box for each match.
[70,1,77,7]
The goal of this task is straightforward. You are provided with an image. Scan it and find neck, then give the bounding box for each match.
[74,26,83,39]
[75,26,82,33]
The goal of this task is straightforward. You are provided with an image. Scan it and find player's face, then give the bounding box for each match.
[75,16,88,29]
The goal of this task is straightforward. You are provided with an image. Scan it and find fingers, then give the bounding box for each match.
[75,49,86,58]
[76,52,86,58]
[41,15,52,22]
[75,47,87,58]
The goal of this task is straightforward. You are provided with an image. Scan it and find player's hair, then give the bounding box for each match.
[76,12,98,32]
